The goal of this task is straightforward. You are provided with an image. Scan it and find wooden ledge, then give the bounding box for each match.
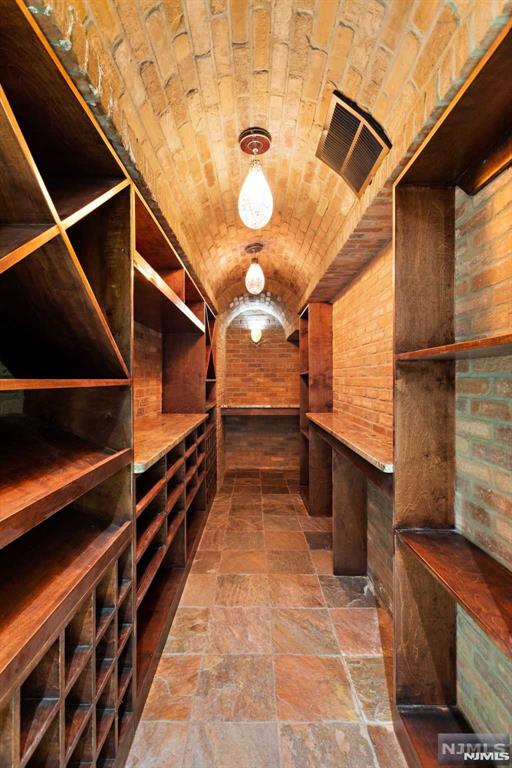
[134,413,207,474]
[221,406,300,417]
[396,332,512,361]
[307,413,393,473]
[134,252,205,334]
[398,529,512,659]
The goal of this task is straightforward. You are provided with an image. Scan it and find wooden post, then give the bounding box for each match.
[308,424,332,517]
[332,451,367,575]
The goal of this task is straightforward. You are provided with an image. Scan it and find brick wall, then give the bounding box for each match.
[224,312,299,407]
[332,244,394,608]
[224,416,300,471]
[133,321,162,420]
[332,244,393,440]
[455,169,512,732]
[219,310,300,471]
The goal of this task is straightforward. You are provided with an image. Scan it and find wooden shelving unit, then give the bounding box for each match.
[133,416,208,705]
[393,25,512,768]
[0,4,218,766]
[132,191,216,719]
[298,303,333,514]
[204,306,218,511]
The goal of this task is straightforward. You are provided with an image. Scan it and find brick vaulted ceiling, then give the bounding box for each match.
[33,0,511,309]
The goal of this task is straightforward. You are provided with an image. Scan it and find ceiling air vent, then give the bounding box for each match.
[316,91,391,197]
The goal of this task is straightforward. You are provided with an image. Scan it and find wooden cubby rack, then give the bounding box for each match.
[0,3,218,766]
[298,303,333,513]
[393,23,512,768]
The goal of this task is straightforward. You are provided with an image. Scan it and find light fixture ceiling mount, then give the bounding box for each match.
[239,127,271,156]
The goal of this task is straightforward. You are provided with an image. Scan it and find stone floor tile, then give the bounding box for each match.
[304,531,333,550]
[222,531,265,550]
[275,655,358,721]
[191,550,221,574]
[267,550,315,574]
[230,505,263,518]
[268,575,325,607]
[192,655,276,721]
[207,606,272,654]
[183,723,280,768]
[180,574,218,607]
[163,607,210,654]
[226,516,264,531]
[215,574,270,605]
[331,608,384,656]
[271,608,339,654]
[319,576,376,608]
[310,549,333,574]
[140,656,201,721]
[263,515,302,531]
[264,531,308,550]
[297,516,333,532]
[219,549,268,574]
[125,722,189,768]
[346,657,394,722]
[280,722,377,768]
[199,527,226,550]
[368,723,409,768]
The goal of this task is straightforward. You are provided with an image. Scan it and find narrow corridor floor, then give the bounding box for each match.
[127,469,407,768]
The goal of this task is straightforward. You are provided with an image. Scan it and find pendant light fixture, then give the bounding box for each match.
[244,243,265,295]
[238,127,273,230]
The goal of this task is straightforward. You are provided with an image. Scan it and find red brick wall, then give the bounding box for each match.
[224,416,300,471]
[332,245,393,440]
[133,322,162,420]
[224,313,299,406]
[220,311,300,471]
[332,244,394,609]
[455,169,512,733]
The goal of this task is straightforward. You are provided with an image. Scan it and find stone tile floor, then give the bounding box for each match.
[127,469,407,768]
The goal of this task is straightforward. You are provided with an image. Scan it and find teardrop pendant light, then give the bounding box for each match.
[244,242,265,295]
[238,128,273,230]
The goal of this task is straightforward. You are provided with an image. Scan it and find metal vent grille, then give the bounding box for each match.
[316,92,391,197]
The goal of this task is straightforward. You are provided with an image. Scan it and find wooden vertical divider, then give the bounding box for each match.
[299,303,333,514]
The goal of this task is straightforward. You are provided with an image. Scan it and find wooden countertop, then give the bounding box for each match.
[307,412,394,473]
[221,405,300,416]
[134,413,207,474]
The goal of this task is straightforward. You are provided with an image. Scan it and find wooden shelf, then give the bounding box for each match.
[205,399,216,411]
[166,510,186,548]
[0,512,130,699]
[134,252,205,334]
[301,427,309,440]
[48,178,129,227]
[396,332,512,361]
[0,224,59,274]
[397,705,473,768]
[136,546,167,608]
[136,567,184,697]
[135,476,167,519]
[0,234,129,379]
[0,415,131,549]
[134,413,207,474]
[0,378,130,391]
[307,412,394,473]
[221,406,300,416]
[136,514,166,564]
[398,529,512,658]
[166,483,184,515]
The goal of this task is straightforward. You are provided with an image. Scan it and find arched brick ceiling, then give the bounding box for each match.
[38,0,473,305]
